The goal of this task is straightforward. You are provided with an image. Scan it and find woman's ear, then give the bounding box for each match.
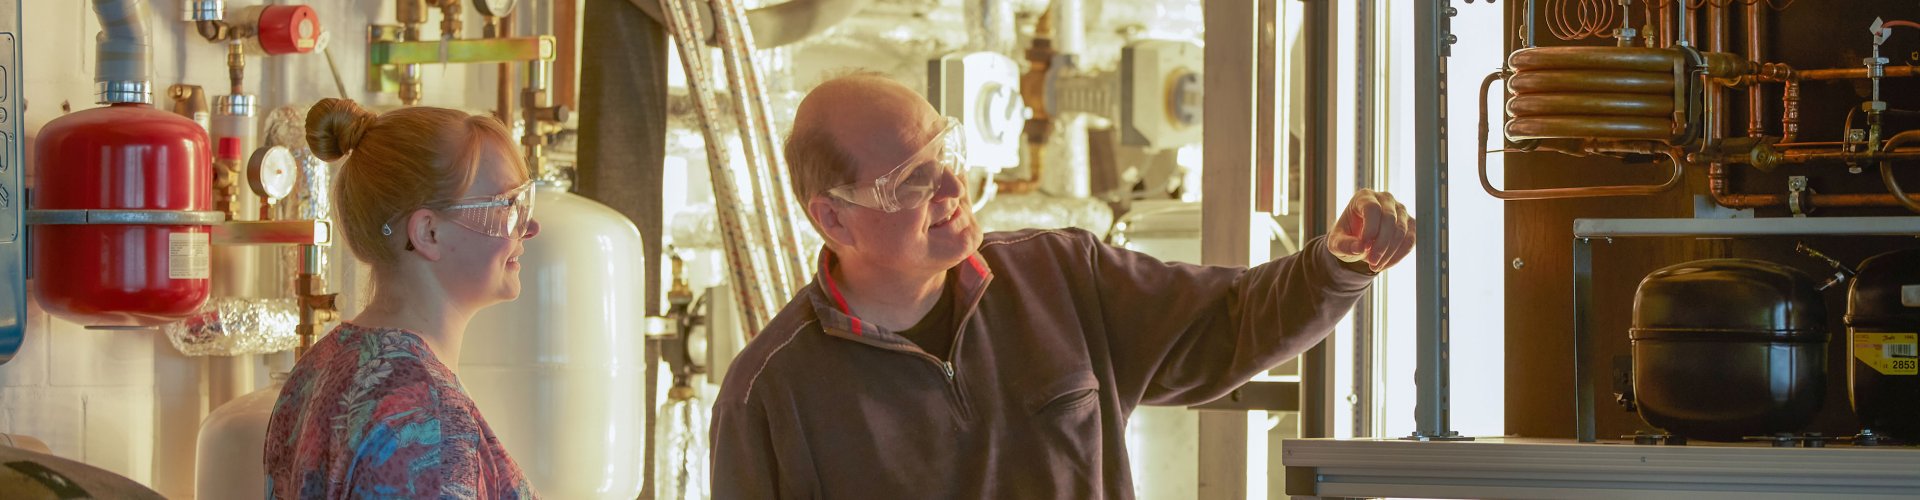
[407,209,444,261]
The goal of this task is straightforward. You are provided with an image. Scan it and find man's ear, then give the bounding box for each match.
[808,195,855,250]
[407,209,444,261]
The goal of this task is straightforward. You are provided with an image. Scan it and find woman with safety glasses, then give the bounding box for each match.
[265,98,541,499]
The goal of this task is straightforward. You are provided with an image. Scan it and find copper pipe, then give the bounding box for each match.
[1798,66,1920,80]
[555,0,578,110]
[1705,2,1778,213]
[1812,193,1920,207]
[1881,130,1920,213]
[226,42,245,95]
[1708,164,1920,210]
[1005,7,1055,195]
[1782,79,1800,143]
[1712,191,1920,209]
[1708,0,1731,211]
[1706,163,1778,208]
[1506,116,1677,141]
[1508,46,1751,78]
[1659,0,1671,48]
[1507,70,1675,94]
[1747,62,1793,83]
[495,13,514,125]
[1479,71,1684,200]
[1708,0,1727,143]
[293,270,337,360]
[1708,2,1727,58]
[997,146,1044,194]
[1744,1,1764,137]
[1526,138,1668,155]
[1780,149,1920,164]
[1508,93,1673,117]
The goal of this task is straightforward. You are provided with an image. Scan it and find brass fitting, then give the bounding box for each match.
[294,271,338,359]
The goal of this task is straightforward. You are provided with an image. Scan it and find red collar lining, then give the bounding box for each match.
[816,250,993,337]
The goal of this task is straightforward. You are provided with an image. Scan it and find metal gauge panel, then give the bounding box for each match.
[0,0,22,364]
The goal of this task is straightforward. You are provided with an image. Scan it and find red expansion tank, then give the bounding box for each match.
[33,102,213,327]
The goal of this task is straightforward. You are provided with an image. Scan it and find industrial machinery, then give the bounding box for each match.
[1480,1,1920,214]
[1845,248,1920,442]
[0,0,1689,497]
[1630,259,1829,441]
[1452,0,1920,451]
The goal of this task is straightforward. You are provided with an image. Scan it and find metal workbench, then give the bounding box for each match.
[1282,437,1920,499]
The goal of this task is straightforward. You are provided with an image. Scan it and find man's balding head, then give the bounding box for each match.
[784,73,944,223]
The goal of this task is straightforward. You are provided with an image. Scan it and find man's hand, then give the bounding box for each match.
[1327,189,1415,273]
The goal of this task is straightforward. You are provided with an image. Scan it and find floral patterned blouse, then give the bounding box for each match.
[264,322,536,499]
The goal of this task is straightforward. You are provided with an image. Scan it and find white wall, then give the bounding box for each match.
[0,1,503,497]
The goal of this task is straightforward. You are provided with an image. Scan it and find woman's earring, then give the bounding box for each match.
[381,223,394,236]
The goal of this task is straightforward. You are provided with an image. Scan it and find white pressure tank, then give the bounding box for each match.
[462,181,647,499]
[193,373,285,500]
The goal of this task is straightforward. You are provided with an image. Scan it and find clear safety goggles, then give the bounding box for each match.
[385,180,537,240]
[826,117,967,213]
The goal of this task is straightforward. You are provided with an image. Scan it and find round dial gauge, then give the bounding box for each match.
[475,0,517,18]
[247,146,299,202]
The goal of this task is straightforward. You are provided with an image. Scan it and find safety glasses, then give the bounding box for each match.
[826,117,967,213]
[384,180,537,240]
[432,180,537,239]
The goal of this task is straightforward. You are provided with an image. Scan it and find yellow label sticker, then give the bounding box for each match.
[1855,333,1919,376]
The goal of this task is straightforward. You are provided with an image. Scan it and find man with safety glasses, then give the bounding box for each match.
[712,73,1414,498]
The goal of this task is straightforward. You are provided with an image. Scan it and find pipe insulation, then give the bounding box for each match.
[91,0,153,103]
[966,0,1016,54]
[661,0,781,333]
[628,0,874,49]
[711,0,808,293]
[266,106,333,297]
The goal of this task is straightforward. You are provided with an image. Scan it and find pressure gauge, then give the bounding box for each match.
[475,0,516,17]
[247,146,298,202]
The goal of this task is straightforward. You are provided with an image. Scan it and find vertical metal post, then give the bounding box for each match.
[1524,0,1536,48]
[1350,0,1376,438]
[1573,237,1597,442]
[1199,0,1258,497]
[1676,0,1691,47]
[1409,0,1467,441]
[1299,0,1338,441]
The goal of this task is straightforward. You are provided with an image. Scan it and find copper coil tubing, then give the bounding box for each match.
[1504,47,1752,144]
[1508,70,1675,94]
[1508,46,1752,77]
[1479,70,1686,200]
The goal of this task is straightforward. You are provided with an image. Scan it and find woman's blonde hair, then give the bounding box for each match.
[306,98,524,269]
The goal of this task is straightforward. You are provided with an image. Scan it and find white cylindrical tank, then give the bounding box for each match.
[462,183,647,499]
[194,373,285,500]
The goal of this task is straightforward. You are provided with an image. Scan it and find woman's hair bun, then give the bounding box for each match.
[306,98,377,162]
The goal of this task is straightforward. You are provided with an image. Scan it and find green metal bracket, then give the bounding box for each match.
[365,24,555,95]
